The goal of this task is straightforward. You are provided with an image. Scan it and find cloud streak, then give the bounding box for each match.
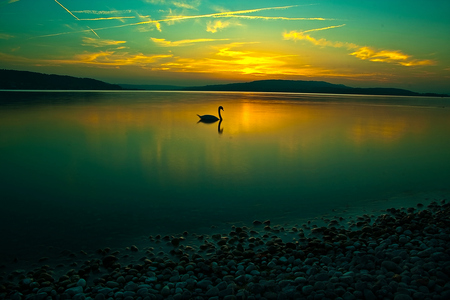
[284,25,435,67]
[151,37,230,47]
[82,37,126,47]
[54,0,79,20]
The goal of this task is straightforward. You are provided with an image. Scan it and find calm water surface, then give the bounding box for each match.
[1,91,449,262]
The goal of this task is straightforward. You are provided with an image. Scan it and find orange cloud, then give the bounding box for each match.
[285,26,436,67]
[351,47,435,66]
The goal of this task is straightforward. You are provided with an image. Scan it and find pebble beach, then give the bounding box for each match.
[1,199,450,300]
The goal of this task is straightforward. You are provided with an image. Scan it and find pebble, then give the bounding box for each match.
[1,201,450,300]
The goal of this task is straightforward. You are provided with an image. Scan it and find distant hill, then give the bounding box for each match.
[182,79,448,97]
[0,70,122,90]
[118,84,183,90]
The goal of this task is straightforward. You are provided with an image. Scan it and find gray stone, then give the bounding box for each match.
[214,281,226,291]
[124,282,139,291]
[106,281,119,288]
[77,278,87,288]
[315,273,329,281]
[73,293,86,300]
[94,293,106,300]
[66,286,83,297]
[37,287,53,294]
[206,287,220,297]
[123,291,136,298]
[161,286,171,296]
[137,288,149,296]
[364,289,377,300]
[35,293,48,300]
[302,285,314,295]
[320,256,332,265]
[382,261,402,273]
[97,287,112,295]
[117,276,126,283]
[342,291,356,300]
[340,276,354,285]
[394,294,412,300]
[197,279,213,289]
[248,283,264,294]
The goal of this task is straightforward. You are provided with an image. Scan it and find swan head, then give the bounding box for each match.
[219,106,224,111]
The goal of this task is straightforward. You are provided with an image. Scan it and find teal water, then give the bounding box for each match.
[1,91,449,262]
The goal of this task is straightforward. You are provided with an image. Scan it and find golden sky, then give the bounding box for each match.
[0,0,449,93]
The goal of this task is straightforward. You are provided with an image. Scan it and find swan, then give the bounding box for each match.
[197,106,223,123]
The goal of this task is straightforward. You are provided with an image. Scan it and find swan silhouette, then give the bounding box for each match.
[197,106,223,123]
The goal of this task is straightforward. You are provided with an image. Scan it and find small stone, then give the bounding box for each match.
[382,260,402,274]
[302,285,314,295]
[206,287,220,297]
[102,255,118,268]
[65,286,83,297]
[77,278,86,288]
[394,294,412,300]
[161,286,171,296]
[106,281,119,288]
[130,245,139,252]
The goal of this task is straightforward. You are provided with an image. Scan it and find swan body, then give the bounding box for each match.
[197,106,223,123]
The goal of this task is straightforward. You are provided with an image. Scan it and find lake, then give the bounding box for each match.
[0,91,449,264]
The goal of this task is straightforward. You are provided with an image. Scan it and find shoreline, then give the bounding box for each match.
[1,199,450,299]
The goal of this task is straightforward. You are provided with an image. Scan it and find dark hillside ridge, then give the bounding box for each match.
[0,70,122,90]
[183,79,448,97]
[119,84,183,90]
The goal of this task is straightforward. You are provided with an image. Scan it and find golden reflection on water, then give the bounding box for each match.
[0,93,448,194]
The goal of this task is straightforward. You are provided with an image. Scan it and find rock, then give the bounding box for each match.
[102,255,118,268]
[124,282,139,291]
[65,286,83,297]
[77,278,86,288]
[302,285,314,295]
[197,279,213,289]
[364,289,377,300]
[106,281,119,288]
[394,294,412,300]
[161,286,171,296]
[94,294,106,300]
[382,260,402,273]
[206,287,220,297]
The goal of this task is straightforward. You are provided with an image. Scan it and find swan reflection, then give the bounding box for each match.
[197,118,223,134]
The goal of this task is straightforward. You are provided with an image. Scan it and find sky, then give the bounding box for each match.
[0,0,449,93]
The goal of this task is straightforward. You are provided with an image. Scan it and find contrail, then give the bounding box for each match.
[54,0,79,20]
[302,24,346,34]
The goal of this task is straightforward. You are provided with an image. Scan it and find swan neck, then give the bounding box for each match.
[218,107,222,120]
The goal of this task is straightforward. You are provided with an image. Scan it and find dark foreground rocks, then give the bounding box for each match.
[1,201,449,300]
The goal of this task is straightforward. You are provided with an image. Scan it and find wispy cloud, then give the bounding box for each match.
[53,51,174,67]
[77,16,136,21]
[207,20,233,33]
[82,37,126,47]
[301,24,346,33]
[0,33,14,39]
[151,37,230,47]
[72,10,133,15]
[144,0,200,9]
[284,25,435,67]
